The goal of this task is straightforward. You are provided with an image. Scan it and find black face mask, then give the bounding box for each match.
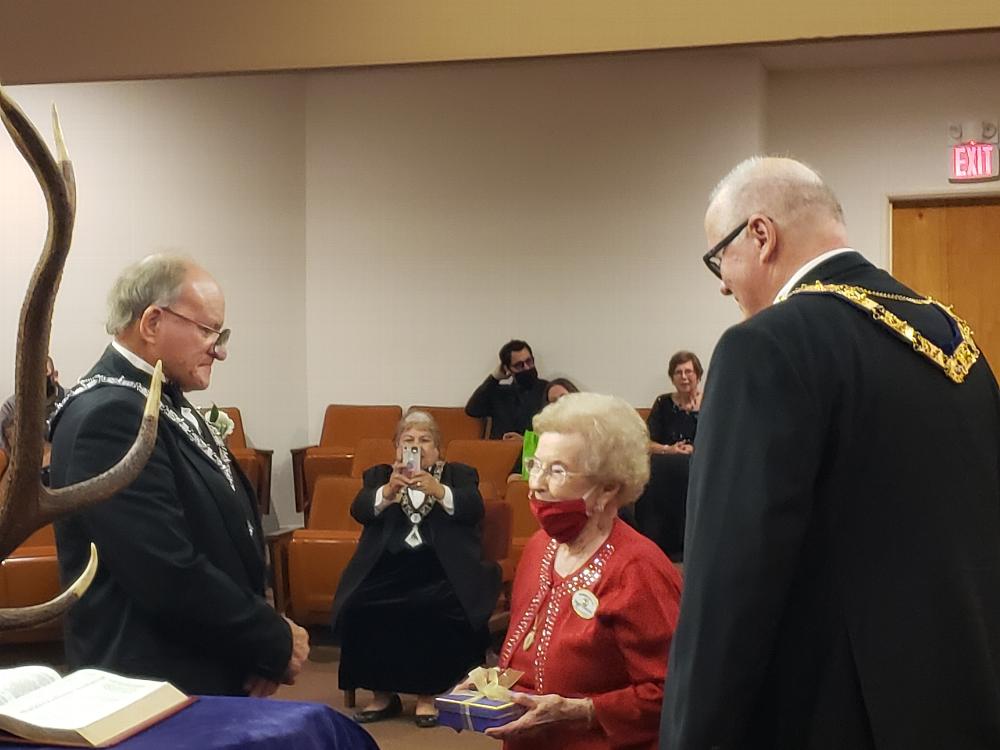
[513,368,539,388]
[45,375,57,399]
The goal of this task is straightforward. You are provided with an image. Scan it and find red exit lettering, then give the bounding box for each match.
[950,142,998,182]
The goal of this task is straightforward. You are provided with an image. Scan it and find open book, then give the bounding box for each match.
[0,667,193,747]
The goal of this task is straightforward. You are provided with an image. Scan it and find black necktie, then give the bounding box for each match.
[162,381,184,410]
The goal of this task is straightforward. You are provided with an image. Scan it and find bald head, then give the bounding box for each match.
[704,157,851,318]
[707,157,845,236]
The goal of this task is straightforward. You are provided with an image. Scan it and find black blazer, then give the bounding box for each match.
[330,462,500,634]
[50,346,291,696]
[662,252,1000,749]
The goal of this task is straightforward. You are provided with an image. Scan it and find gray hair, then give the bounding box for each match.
[105,254,191,335]
[708,156,845,232]
[395,409,442,449]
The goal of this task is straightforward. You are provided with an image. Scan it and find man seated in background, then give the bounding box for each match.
[0,355,63,453]
[466,339,549,440]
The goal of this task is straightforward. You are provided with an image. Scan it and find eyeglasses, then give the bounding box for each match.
[523,457,590,487]
[161,307,231,356]
[703,219,749,279]
[509,357,535,373]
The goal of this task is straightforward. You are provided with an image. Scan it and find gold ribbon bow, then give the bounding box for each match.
[468,667,523,701]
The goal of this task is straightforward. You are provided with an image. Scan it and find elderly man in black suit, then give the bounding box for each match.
[50,254,308,697]
[661,157,1000,749]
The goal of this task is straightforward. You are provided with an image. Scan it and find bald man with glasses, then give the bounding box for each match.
[50,254,308,697]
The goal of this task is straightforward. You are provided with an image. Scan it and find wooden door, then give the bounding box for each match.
[892,198,1000,367]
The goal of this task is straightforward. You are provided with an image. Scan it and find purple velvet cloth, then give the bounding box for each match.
[2,696,379,750]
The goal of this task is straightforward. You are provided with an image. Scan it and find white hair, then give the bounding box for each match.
[533,392,651,505]
[105,254,191,335]
[708,156,845,233]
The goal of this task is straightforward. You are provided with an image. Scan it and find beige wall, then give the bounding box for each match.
[4,49,1000,522]
[303,51,763,440]
[767,60,1000,269]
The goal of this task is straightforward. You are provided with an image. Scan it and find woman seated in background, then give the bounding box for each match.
[545,377,579,404]
[647,350,703,455]
[484,392,682,749]
[330,410,500,728]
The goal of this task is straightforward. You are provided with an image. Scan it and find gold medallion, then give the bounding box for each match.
[571,589,599,620]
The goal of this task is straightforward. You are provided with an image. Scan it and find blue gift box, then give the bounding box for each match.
[435,690,526,733]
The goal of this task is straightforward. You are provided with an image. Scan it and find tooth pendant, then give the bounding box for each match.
[523,628,536,651]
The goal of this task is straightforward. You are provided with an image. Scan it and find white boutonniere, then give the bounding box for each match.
[204,404,235,442]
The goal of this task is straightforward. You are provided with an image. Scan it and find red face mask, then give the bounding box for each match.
[529,491,592,543]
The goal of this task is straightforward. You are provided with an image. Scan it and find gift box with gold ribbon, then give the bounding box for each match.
[435,667,526,733]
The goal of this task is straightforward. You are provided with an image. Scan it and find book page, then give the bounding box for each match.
[0,667,60,707]
[0,670,162,731]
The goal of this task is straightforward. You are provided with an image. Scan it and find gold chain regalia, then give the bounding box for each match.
[782,282,980,384]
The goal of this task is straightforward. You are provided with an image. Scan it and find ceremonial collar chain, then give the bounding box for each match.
[781,282,980,384]
[52,374,236,490]
[398,460,445,549]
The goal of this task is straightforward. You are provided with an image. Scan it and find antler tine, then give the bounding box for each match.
[0,85,76,558]
[0,544,98,630]
[40,362,164,518]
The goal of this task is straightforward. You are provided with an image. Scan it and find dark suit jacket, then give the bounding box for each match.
[329,462,501,634]
[50,346,291,696]
[465,375,549,438]
[661,252,1000,749]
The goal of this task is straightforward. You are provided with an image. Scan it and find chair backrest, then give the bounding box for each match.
[350,438,397,478]
[319,405,402,449]
[308,476,364,531]
[220,407,248,450]
[409,406,485,445]
[635,406,651,421]
[0,448,7,479]
[482,501,513,563]
[505,479,540,538]
[444,439,522,499]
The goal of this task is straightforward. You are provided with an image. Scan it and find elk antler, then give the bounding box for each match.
[0,85,163,629]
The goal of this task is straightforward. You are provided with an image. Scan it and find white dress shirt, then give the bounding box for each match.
[774,247,857,304]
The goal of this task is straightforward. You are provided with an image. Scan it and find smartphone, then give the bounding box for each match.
[402,445,421,475]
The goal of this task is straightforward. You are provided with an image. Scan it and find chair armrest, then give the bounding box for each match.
[290,446,316,515]
[253,449,274,515]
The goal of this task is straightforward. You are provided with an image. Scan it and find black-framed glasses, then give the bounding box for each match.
[703,219,749,279]
[161,307,231,356]
[510,357,535,373]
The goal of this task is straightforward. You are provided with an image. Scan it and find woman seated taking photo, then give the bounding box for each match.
[485,392,682,749]
[330,410,500,727]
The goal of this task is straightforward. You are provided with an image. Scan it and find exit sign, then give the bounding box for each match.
[949,142,999,182]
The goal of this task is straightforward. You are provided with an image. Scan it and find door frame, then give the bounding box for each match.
[885,188,1000,271]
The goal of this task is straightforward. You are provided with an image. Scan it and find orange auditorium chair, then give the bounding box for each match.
[287,475,363,627]
[349,438,397,479]
[220,407,273,515]
[0,449,7,477]
[635,406,652,422]
[506,479,540,573]
[408,406,486,445]
[293,405,402,518]
[443,439,522,500]
[0,525,62,644]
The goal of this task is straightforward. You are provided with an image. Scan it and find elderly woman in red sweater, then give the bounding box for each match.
[488,392,682,750]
